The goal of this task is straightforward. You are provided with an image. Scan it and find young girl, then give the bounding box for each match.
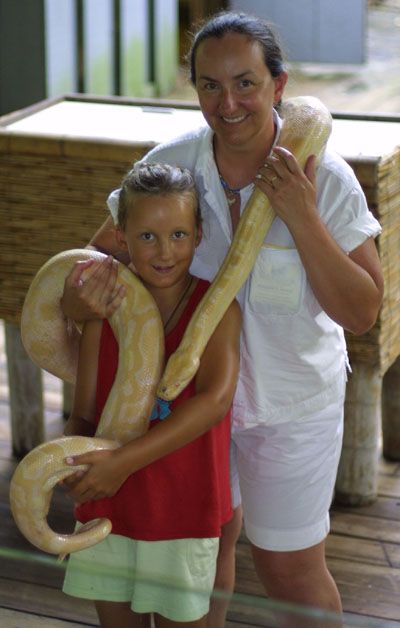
[61,163,241,628]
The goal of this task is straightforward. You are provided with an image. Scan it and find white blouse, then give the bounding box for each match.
[107,113,381,428]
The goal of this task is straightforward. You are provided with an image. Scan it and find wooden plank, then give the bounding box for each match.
[330,510,400,543]
[383,543,400,569]
[378,474,400,497]
[0,607,92,628]
[328,557,400,622]
[377,457,400,477]
[0,578,97,624]
[326,534,389,567]
[333,494,400,521]
[328,534,400,579]
[0,552,64,589]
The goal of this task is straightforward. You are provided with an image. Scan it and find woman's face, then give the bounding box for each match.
[195,33,287,152]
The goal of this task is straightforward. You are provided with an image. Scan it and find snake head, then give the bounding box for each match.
[157,349,200,401]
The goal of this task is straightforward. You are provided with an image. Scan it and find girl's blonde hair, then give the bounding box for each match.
[118,162,200,229]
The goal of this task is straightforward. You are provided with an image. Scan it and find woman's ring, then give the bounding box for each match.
[255,173,278,185]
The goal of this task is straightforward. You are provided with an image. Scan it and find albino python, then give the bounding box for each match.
[10,95,332,557]
[11,254,165,555]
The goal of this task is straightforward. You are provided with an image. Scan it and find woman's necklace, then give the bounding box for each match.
[163,276,193,330]
[219,174,242,206]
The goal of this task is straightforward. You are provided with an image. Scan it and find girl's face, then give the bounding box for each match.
[116,193,201,291]
[195,33,287,152]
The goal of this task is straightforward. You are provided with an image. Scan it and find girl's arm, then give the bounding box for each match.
[60,319,102,489]
[63,320,102,437]
[89,216,128,261]
[64,299,242,502]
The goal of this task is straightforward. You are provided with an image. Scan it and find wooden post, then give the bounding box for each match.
[335,364,382,506]
[382,355,400,460]
[5,322,44,458]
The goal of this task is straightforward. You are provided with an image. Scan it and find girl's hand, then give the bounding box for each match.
[60,255,126,322]
[59,469,86,491]
[63,449,129,502]
[255,147,318,232]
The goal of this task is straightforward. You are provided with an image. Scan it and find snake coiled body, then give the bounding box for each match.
[10,96,332,556]
[11,250,164,555]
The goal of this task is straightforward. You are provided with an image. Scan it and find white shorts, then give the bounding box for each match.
[231,399,344,551]
[63,532,219,622]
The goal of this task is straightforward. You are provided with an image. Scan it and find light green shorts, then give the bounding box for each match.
[63,531,219,622]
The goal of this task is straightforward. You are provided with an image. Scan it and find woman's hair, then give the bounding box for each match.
[188,11,285,84]
[118,162,200,229]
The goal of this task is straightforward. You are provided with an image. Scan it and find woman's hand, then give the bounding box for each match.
[257,146,383,334]
[63,449,129,502]
[256,146,318,233]
[60,255,126,321]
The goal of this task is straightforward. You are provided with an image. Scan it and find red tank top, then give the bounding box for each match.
[76,279,232,540]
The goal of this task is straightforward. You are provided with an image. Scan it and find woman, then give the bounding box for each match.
[63,11,383,621]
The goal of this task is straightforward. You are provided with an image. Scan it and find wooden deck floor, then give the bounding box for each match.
[1,323,400,627]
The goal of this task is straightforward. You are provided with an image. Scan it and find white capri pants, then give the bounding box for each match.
[231,398,344,552]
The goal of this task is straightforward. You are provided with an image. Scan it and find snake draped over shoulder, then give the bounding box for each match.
[157,96,332,400]
[9,96,332,557]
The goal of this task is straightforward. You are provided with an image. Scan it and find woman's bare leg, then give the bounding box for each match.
[251,539,342,627]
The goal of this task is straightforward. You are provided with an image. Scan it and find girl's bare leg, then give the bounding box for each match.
[207,505,243,628]
[154,614,207,628]
[95,601,151,628]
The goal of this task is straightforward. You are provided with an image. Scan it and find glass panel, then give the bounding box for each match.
[84,0,114,95]
[1,545,398,627]
[120,0,153,97]
[44,0,77,96]
[153,0,179,97]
